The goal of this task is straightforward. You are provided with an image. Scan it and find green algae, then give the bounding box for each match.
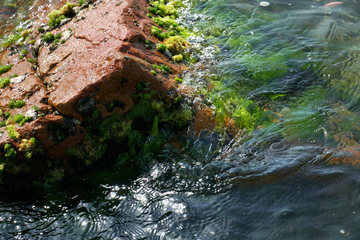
[42,32,55,43]
[65,80,192,172]
[151,26,169,41]
[148,0,192,41]
[6,125,20,140]
[0,30,22,52]
[0,20,36,52]
[156,43,167,52]
[19,116,32,127]
[129,93,156,122]
[19,138,38,159]
[0,64,13,75]
[164,36,189,54]
[10,114,25,124]
[209,89,261,131]
[128,130,145,155]
[0,77,11,88]
[172,54,183,62]
[55,33,62,39]
[149,1,178,17]
[175,77,183,83]
[48,2,78,28]
[152,64,171,74]
[8,99,26,109]
[4,143,17,161]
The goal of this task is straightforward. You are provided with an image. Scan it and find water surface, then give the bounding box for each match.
[1,0,360,239]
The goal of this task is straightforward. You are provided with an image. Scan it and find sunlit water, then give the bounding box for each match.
[1,0,360,239]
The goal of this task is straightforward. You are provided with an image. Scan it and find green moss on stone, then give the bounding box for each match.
[0,77,11,88]
[48,2,78,28]
[42,32,55,43]
[156,43,167,52]
[153,64,171,73]
[128,93,156,122]
[128,130,145,155]
[55,33,62,39]
[4,143,17,161]
[148,7,157,14]
[0,64,13,75]
[165,36,189,54]
[64,147,77,157]
[19,116,32,126]
[31,105,40,111]
[8,99,26,109]
[12,114,24,124]
[0,28,22,51]
[6,125,20,140]
[151,26,169,41]
[172,54,183,62]
[20,49,28,56]
[175,77,183,83]
[19,138,38,159]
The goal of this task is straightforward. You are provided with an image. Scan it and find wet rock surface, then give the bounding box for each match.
[0,0,190,188]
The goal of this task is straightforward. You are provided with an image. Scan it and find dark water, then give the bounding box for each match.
[1,0,360,239]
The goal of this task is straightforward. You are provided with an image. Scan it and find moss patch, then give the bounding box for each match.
[0,64,13,75]
[66,81,192,171]
[165,36,189,54]
[0,77,11,88]
[8,99,26,109]
[6,125,20,140]
[48,2,78,28]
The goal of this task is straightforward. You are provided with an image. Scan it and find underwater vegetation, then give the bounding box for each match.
[0,20,34,52]
[66,81,192,169]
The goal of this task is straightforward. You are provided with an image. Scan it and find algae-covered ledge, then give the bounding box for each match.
[0,0,196,189]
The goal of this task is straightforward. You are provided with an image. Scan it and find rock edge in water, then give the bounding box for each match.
[0,0,195,189]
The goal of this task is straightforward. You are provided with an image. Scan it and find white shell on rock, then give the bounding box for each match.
[24,108,38,120]
[10,75,26,84]
[260,1,270,7]
[34,38,43,51]
[61,29,73,41]
[59,18,72,27]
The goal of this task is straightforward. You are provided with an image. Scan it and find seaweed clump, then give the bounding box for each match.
[0,64,13,74]
[8,99,26,109]
[48,2,78,28]
[0,77,11,88]
[147,0,192,64]
[65,81,192,169]
[165,36,189,54]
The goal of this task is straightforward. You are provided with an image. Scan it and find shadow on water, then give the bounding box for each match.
[2,0,360,239]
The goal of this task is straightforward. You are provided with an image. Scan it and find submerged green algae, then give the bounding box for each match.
[66,81,192,171]
[178,0,360,149]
